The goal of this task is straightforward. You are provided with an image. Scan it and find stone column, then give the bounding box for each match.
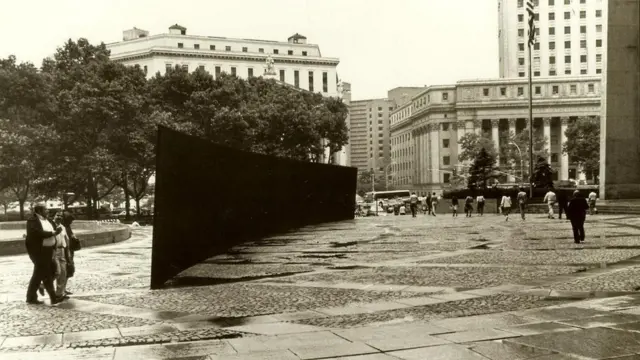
[414,130,420,184]
[422,128,429,184]
[474,119,483,136]
[491,119,500,166]
[430,123,440,183]
[508,118,517,182]
[560,117,569,180]
[543,117,552,163]
[418,128,424,184]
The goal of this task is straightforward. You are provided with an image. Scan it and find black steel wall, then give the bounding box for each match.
[151,126,357,289]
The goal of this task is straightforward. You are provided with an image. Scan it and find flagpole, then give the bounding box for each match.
[528,40,534,199]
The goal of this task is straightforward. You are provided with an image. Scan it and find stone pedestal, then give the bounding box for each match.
[600,0,640,199]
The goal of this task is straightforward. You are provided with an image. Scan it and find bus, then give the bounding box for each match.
[364,190,412,214]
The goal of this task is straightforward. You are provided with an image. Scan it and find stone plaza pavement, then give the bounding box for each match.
[3,213,640,359]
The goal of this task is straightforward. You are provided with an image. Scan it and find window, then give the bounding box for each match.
[231,67,236,76]
[518,29,525,37]
[518,0,523,7]
[443,173,451,184]
[564,26,571,34]
[534,71,540,76]
[596,68,602,74]
[322,72,328,93]
[552,85,559,94]
[564,11,571,20]
[580,39,587,48]
[580,0,585,3]
[442,93,449,101]
[534,42,540,50]
[550,56,556,64]
[596,25,602,33]
[534,13,539,21]
[550,70,557,76]
[565,55,571,63]
[596,39,602,47]
[177,43,184,48]
[565,69,572,74]
[443,156,450,166]
[302,51,307,56]
[549,41,556,50]
[259,48,264,53]
[565,41,571,49]
[279,69,285,82]
[580,10,586,19]
[483,88,489,96]
[588,83,595,93]
[248,68,254,77]
[308,71,314,92]
[225,46,231,51]
[549,0,554,4]
[535,86,541,94]
[551,153,559,163]
[210,45,216,50]
[549,27,555,35]
[519,58,525,66]
[294,70,299,88]
[378,107,382,111]
[596,54,602,62]
[518,14,524,22]
[518,87,524,96]
[581,69,587,74]
[198,65,205,71]
[580,25,586,34]
[580,55,587,63]
[273,49,279,54]
[570,84,577,94]
[242,47,248,52]
[519,72,525,77]
[288,50,293,55]
[549,13,555,20]
[215,66,221,77]
[442,123,449,131]
[194,44,200,49]
[596,10,602,17]
[518,43,525,51]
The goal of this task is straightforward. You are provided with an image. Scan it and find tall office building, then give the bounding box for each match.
[498,0,605,78]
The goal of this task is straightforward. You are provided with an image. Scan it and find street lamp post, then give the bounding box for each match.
[509,142,524,187]
[384,162,396,191]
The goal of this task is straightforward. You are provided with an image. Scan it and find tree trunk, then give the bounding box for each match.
[87,174,95,220]
[135,198,141,218]
[18,199,25,220]
[124,177,131,221]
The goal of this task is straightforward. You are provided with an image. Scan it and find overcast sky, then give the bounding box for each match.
[0,0,499,101]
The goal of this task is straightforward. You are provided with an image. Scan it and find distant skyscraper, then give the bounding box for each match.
[498,0,605,78]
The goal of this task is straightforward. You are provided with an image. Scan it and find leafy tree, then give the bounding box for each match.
[457,133,497,164]
[562,117,600,181]
[499,130,548,183]
[356,170,386,197]
[467,147,497,190]
[532,157,554,188]
[0,188,13,218]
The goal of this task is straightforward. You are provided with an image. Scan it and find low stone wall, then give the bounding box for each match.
[0,221,132,256]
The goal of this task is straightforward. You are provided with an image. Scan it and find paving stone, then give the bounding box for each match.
[506,327,640,359]
[290,341,379,359]
[113,339,236,359]
[432,313,534,332]
[333,321,451,342]
[394,296,445,307]
[62,328,121,343]
[334,355,401,360]
[434,328,520,343]
[227,331,347,353]
[560,314,640,329]
[0,347,115,359]
[364,334,450,352]
[1,333,63,348]
[498,322,581,336]
[520,306,612,321]
[210,350,299,359]
[469,340,554,360]
[389,344,490,360]
[272,311,327,322]
[225,322,322,335]
[119,324,180,337]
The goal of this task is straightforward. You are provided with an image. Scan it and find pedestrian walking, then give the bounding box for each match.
[501,194,512,221]
[517,187,528,221]
[426,193,433,215]
[451,196,459,217]
[52,213,70,300]
[409,192,419,218]
[543,187,557,219]
[567,190,589,243]
[557,190,569,220]
[476,194,485,216]
[464,195,474,217]
[25,203,64,305]
[431,192,438,216]
[588,191,598,215]
[61,210,79,295]
[493,185,501,214]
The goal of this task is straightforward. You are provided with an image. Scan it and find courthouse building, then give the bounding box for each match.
[389,76,601,192]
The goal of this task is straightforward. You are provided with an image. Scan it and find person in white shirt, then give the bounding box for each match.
[543,188,557,219]
[588,191,598,215]
[476,194,486,216]
[501,194,512,221]
[52,212,71,299]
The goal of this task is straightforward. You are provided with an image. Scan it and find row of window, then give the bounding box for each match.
[177,43,309,56]
[520,53,602,66]
[518,25,602,39]
[518,9,602,22]
[518,0,595,7]
[163,64,329,92]
[518,68,602,77]
[392,93,450,125]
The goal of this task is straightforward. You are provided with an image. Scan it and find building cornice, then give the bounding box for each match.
[455,97,601,109]
[106,33,321,49]
[109,48,340,66]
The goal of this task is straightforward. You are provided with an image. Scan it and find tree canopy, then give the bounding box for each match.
[467,147,497,190]
[562,117,600,181]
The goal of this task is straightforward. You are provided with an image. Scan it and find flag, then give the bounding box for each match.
[526,0,536,47]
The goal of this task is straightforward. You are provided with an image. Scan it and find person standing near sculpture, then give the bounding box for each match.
[567,190,589,244]
[25,203,63,305]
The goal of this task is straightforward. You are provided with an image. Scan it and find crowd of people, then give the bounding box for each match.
[398,188,598,245]
[25,203,80,305]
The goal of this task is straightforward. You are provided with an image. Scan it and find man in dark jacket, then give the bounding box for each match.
[26,203,63,304]
[567,190,589,244]
[557,189,569,220]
